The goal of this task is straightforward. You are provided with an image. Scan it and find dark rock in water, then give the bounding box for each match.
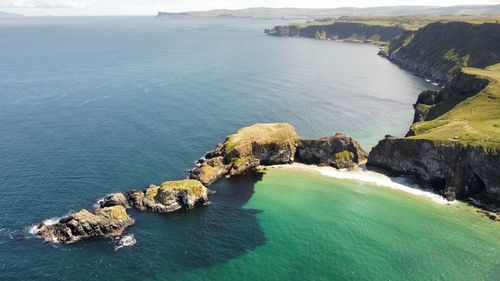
[295,133,367,169]
[37,206,134,243]
[367,138,500,201]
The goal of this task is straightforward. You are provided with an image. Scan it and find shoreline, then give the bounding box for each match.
[267,163,456,205]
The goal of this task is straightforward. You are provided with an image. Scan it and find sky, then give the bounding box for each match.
[1,0,499,16]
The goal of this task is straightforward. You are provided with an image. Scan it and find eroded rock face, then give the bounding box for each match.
[37,206,134,243]
[97,180,210,213]
[367,136,500,200]
[127,180,209,213]
[295,133,368,169]
[190,123,299,185]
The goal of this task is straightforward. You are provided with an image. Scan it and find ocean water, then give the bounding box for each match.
[0,17,498,280]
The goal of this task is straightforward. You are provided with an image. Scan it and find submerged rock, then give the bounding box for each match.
[37,206,134,244]
[295,133,367,169]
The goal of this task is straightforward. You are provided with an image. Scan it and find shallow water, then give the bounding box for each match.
[1,16,493,281]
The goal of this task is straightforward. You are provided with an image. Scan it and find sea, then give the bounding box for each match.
[0,16,498,281]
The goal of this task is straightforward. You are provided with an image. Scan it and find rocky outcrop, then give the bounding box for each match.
[37,206,134,243]
[190,123,367,185]
[295,133,367,168]
[38,179,210,243]
[190,123,299,185]
[99,180,210,213]
[368,136,500,201]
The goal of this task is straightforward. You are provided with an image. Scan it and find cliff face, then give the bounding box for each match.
[265,22,405,43]
[296,133,367,169]
[368,137,500,201]
[386,22,500,82]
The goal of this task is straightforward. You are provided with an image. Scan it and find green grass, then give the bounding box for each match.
[300,15,500,31]
[409,64,500,151]
[223,123,299,156]
[334,151,354,163]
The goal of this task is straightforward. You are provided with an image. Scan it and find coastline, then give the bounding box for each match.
[267,163,456,205]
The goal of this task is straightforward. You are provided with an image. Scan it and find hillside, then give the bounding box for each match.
[385,22,500,82]
[157,5,500,20]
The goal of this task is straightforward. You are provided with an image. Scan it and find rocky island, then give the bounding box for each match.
[35,123,366,243]
[36,179,210,243]
[189,123,367,185]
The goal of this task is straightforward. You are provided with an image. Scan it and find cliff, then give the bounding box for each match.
[265,22,405,44]
[368,63,500,212]
[369,136,500,201]
[384,22,500,82]
[189,123,367,185]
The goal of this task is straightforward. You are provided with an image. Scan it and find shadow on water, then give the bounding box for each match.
[3,173,265,281]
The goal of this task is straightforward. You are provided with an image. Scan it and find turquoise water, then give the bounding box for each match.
[157,168,500,281]
[1,17,496,281]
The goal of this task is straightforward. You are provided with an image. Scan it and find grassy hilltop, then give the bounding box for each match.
[409,64,500,150]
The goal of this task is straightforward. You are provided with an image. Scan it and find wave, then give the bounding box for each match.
[27,216,61,236]
[270,163,456,205]
[115,234,136,251]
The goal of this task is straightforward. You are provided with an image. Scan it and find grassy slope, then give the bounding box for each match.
[409,64,500,151]
[301,15,500,30]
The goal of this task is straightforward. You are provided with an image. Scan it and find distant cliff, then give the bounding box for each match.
[265,22,405,44]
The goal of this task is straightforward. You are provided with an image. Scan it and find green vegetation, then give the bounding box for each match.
[160,179,206,197]
[301,15,500,31]
[334,151,354,163]
[409,64,500,151]
[223,123,299,156]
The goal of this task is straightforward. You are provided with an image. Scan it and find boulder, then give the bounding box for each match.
[37,206,134,243]
[98,192,130,208]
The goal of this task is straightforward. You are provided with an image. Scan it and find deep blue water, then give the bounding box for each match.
[0,17,437,280]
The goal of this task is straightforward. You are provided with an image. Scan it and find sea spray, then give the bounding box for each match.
[270,164,456,205]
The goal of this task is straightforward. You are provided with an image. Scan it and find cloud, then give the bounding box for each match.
[0,0,93,9]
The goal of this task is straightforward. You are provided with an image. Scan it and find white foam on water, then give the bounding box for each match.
[270,163,456,205]
[115,234,136,251]
[27,216,61,235]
